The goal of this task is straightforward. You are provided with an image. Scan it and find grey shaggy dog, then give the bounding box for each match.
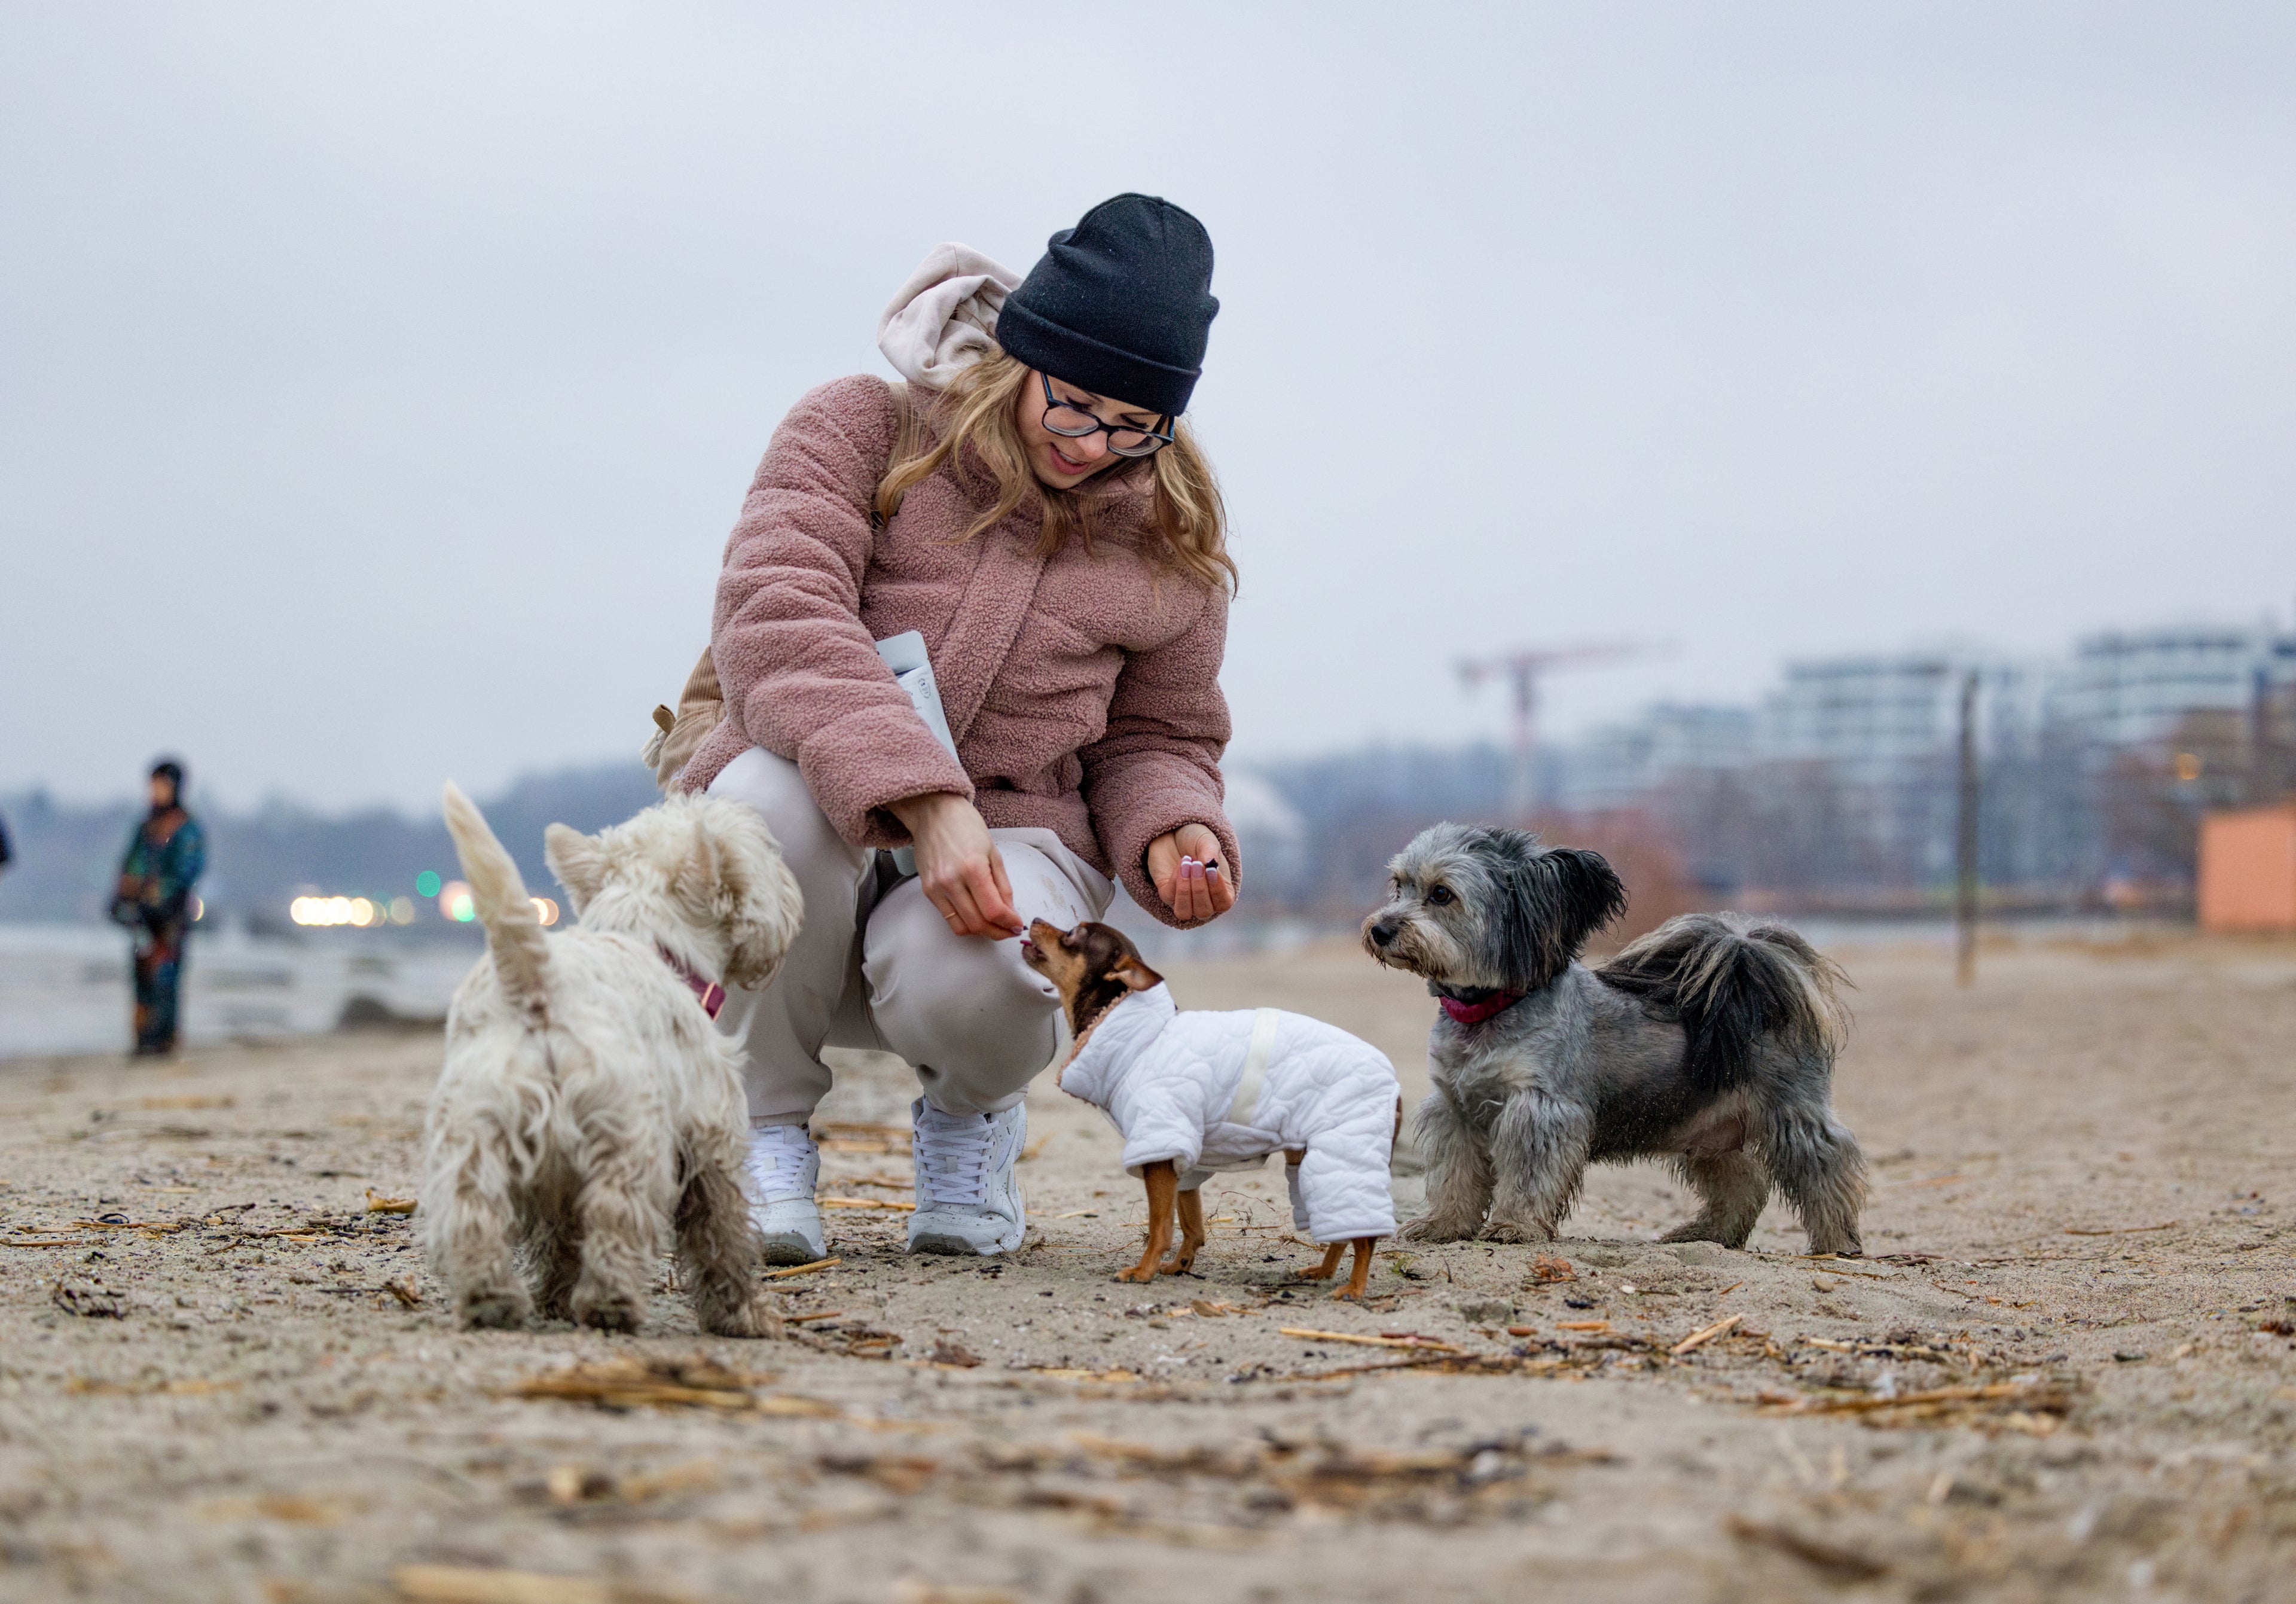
[1363,823,1866,1254]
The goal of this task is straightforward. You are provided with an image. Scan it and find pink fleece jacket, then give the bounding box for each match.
[682,375,1238,927]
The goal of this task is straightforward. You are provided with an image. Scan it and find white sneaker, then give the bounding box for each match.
[745,1123,825,1265]
[906,1097,1025,1257]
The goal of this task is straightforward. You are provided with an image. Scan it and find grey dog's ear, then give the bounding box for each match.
[1493,843,1628,989]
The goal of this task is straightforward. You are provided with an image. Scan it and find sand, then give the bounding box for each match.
[0,932,2291,1603]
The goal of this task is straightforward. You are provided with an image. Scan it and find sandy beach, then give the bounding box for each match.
[0,931,2291,1603]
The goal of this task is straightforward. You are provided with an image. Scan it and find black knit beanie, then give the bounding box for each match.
[994,194,1218,418]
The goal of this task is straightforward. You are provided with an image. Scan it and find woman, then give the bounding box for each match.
[680,194,1239,1261]
[112,758,205,1057]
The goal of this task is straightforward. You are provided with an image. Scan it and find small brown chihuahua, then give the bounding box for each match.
[1021,918,1397,1300]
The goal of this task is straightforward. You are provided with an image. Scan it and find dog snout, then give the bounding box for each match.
[1367,920,1399,948]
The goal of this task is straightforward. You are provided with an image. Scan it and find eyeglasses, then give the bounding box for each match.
[1038,371,1174,459]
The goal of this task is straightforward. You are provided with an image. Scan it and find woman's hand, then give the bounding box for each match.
[887,792,1022,938]
[1146,824,1236,924]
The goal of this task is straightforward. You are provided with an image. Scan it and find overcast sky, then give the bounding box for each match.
[4,4,2291,812]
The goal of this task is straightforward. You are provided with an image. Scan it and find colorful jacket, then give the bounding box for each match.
[116,809,204,923]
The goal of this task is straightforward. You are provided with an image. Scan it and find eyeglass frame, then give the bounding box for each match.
[1036,371,1174,459]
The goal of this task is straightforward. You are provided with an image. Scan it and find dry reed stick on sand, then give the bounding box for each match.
[1278,1328,1468,1353]
[762,1257,840,1278]
[506,1355,844,1417]
[1671,1313,1742,1356]
[2065,1221,2179,1236]
[393,1564,631,1604]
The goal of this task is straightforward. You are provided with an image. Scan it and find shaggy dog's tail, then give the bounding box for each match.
[1596,914,1850,1096]
[441,782,550,1013]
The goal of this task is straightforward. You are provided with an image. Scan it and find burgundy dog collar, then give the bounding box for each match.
[660,948,726,1021]
[1439,990,1524,1026]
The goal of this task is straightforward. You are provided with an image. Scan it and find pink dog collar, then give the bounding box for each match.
[659,948,726,1021]
[1439,990,1523,1026]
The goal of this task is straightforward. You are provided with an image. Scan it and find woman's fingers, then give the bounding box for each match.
[985,846,1020,933]
[1144,833,1181,908]
[965,854,1022,936]
[893,794,1024,938]
[1176,855,1208,922]
[928,876,987,937]
[1144,828,1235,922]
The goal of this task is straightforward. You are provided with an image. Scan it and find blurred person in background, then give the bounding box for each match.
[111,758,205,1057]
[0,809,12,880]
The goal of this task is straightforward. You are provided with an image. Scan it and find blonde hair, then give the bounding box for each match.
[874,349,1236,594]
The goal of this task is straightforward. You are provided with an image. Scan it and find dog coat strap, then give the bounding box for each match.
[1225,1008,1281,1128]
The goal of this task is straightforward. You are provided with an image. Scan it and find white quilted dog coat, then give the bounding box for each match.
[1058,984,1399,1244]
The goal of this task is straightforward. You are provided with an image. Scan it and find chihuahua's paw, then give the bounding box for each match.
[1329,1286,1367,1303]
[1156,1257,1197,1277]
[1292,1265,1335,1282]
[1398,1213,1477,1243]
[1113,1265,1159,1284]
[1477,1216,1555,1245]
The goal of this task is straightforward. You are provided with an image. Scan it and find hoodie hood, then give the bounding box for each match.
[877,243,1022,391]
[1057,981,1178,1111]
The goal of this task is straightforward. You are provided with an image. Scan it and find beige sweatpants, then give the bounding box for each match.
[706,746,1116,1124]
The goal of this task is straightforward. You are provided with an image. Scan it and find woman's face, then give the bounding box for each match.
[1014,371,1162,490]
[149,774,176,810]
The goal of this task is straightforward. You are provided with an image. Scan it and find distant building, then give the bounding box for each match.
[2053,626,2296,754]
[1739,652,2074,886]
[1760,655,1964,787]
[1556,704,1755,810]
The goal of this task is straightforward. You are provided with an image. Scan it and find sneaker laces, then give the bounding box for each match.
[912,1106,992,1209]
[747,1124,817,1202]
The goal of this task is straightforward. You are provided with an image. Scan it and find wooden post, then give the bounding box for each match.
[1955,670,1980,988]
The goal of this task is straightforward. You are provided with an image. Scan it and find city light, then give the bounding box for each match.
[532,898,559,926]
[439,880,474,922]
[389,896,415,925]
[290,894,381,927]
[416,870,442,898]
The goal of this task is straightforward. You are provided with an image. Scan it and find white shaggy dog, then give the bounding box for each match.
[419,783,802,1336]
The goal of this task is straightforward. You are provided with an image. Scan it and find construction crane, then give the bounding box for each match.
[1458,644,1641,822]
